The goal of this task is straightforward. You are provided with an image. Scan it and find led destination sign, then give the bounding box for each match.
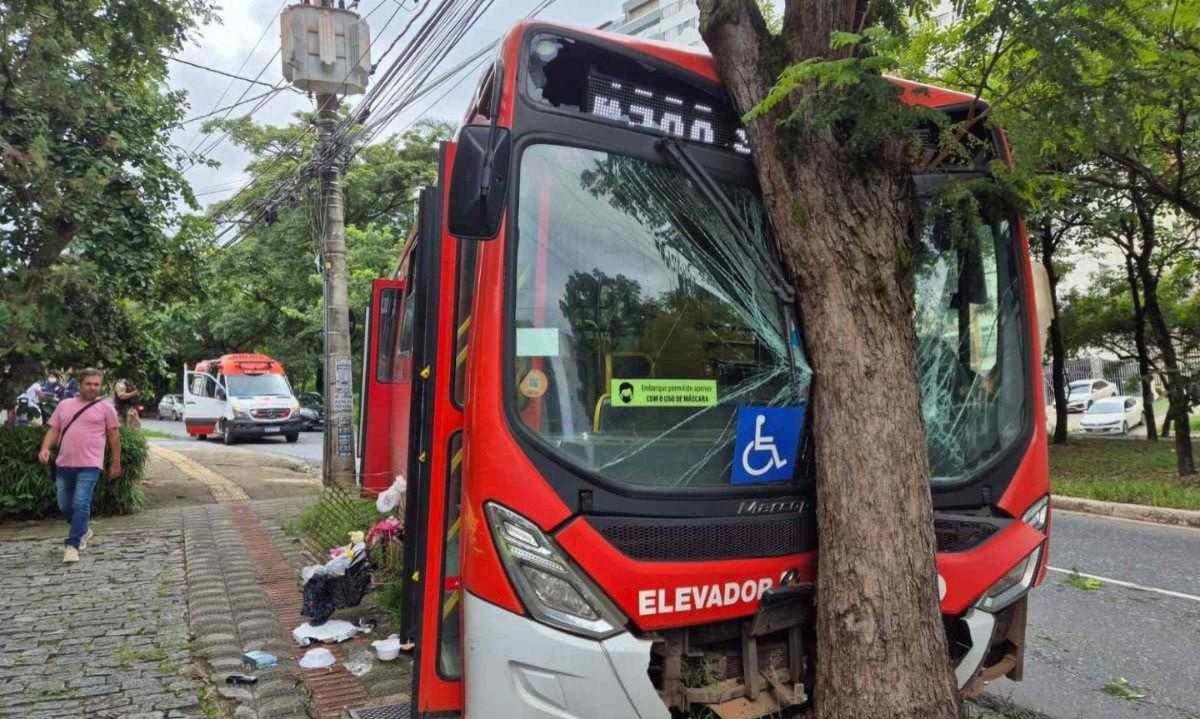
[585,73,751,155]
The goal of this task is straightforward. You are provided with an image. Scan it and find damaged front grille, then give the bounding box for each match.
[934,514,1008,552]
[646,586,812,718]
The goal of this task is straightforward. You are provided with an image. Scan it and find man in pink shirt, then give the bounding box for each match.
[36,368,122,563]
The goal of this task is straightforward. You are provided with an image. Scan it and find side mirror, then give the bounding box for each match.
[448,125,511,240]
[216,388,227,401]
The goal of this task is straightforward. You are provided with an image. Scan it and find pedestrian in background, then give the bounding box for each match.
[36,368,122,564]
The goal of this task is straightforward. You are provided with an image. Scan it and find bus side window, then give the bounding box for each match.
[377,288,401,382]
[392,264,417,381]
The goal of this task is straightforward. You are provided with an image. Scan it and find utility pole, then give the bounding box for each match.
[280,0,371,487]
[317,91,356,487]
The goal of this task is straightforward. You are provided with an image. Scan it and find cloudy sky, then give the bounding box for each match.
[168,0,650,210]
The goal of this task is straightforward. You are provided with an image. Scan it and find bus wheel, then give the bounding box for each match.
[285,433,299,444]
[222,421,237,446]
[197,434,207,441]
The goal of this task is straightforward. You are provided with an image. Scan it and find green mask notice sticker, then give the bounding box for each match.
[611,379,717,407]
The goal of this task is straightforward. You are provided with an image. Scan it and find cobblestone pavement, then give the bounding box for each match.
[183,503,309,719]
[0,526,201,718]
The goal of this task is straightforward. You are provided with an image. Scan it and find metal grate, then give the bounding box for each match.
[589,512,815,562]
[346,703,413,719]
[934,516,1006,553]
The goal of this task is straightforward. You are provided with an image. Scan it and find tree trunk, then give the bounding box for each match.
[1040,222,1069,444]
[700,3,959,718]
[1123,256,1157,440]
[1131,192,1195,477]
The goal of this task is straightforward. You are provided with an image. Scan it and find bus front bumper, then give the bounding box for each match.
[464,591,668,719]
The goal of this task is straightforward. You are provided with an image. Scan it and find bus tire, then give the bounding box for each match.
[197,434,207,441]
[285,433,299,443]
[222,421,237,446]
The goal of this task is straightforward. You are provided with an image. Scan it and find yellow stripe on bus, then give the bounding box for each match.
[446,517,461,541]
[457,316,471,337]
[451,448,464,472]
[442,588,461,619]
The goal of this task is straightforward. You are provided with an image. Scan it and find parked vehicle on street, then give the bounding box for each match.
[355,22,1052,718]
[298,392,325,431]
[1066,378,1116,412]
[158,394,184,421]
[1081,396,1143,434]
[182,354,303,444]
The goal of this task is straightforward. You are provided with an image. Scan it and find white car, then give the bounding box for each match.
[1066,378,1116,413]
[1080,396,1143,434]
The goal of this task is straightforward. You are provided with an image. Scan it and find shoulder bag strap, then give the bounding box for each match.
[57,399,103,446]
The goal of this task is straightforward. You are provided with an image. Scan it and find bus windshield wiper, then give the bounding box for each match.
[656,138,806,393]
[655,138,796,304]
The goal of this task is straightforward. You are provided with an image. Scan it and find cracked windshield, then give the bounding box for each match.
[513,146,1026,488]
[512,144,810,488]
[915,195,1027,483]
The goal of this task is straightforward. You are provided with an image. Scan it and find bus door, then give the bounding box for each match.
[182,366,225,438]
[400,177,467,714]
[357,276,407,495]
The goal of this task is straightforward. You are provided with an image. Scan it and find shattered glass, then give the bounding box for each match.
[511,144,811,488]
[914,199,1027,484]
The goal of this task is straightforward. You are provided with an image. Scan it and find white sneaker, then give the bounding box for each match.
[63,546,80,563]
[80,528,94,551]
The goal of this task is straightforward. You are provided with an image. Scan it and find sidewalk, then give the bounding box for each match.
[0,444,408,719]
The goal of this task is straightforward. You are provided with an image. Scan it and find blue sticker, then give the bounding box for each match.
[732,405,805,485]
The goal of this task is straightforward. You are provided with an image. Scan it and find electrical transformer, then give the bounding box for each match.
[280,4,370,96]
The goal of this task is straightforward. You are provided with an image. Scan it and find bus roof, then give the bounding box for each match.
[501,21,984,111]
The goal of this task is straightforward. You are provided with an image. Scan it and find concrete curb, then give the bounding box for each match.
[1052,495,1200,529]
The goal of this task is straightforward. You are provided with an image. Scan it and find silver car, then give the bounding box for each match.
[158,394,185,421]
[1065,379,1116,413]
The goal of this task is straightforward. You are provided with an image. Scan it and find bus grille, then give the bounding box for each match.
[588,513,815,561]
[589,513,1004,560]
[933,515,1006,552]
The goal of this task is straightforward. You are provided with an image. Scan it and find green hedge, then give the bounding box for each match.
[0,426,148,518]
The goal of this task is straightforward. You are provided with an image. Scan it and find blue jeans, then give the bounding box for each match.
[56,467,101,548]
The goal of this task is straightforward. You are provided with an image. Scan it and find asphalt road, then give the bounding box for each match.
[140,418,1199,718]
[141,417,322,465]
[987,511,1200,719]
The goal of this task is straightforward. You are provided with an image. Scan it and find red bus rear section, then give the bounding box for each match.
[357,21,1050,718]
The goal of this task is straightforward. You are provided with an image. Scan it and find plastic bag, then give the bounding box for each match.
[299,647,335,669]
[344,648,373,677]
[293,620,362,646]
[376,474,406,513]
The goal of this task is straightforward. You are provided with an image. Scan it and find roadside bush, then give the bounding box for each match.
[0,426,147,518]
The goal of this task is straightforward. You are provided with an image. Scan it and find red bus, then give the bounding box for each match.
[358,21,1051,718]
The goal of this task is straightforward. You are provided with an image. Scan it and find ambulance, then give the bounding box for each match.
[182,353,303,444]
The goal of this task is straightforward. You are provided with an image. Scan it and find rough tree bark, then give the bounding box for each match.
[1130,190,1195,478]
[1123,255,1158,440]
[699,2,959,718]
[1039,221,1069,444]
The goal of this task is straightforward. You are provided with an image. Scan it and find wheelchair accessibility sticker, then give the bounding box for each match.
[732,406,805,485]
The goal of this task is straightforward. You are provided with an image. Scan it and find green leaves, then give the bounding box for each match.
[0,426,148,518]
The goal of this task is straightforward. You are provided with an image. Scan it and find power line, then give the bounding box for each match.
[176,85,288,127]
[168,56,297,91]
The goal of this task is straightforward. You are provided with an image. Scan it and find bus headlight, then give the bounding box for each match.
[485,503,626,640]
[977,545,1042,612]
[1022,495,1050,533]
[232,409,251,420]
